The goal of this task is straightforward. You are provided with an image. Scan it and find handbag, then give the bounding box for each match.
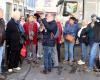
[20,45,27,57]
[65,34,75,43]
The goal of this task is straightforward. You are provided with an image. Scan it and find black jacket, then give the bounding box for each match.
[6,18,21,50]
[86,21,100,44]
[42,19,57,47]
[93,22,100,42]
[0,18,5,46]
[78,28,89,45]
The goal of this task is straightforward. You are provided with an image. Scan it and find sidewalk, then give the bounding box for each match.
[6,61,100,80]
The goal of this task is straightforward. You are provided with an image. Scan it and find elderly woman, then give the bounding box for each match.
[23,15,38,63]
[55,15,62,63]
[77,20,88,65]
[6,11,22,72]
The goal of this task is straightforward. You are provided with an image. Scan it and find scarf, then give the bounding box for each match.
[78,26,87,37]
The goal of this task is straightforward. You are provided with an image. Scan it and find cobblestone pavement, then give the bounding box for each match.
[6,46,100,80]
[6,60,100,80]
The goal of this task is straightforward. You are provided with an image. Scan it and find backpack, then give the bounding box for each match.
[0,19,5,44]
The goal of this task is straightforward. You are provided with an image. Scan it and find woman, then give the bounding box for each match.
[63,17,79,64]
[77,20,88,65]
[6,11,21,72]
[55,15,62,63]
[20,16,25,26]
[23,15,38,63]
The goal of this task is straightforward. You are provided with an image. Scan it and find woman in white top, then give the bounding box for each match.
[77,20,88,65]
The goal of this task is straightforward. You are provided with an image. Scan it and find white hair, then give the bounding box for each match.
[11,10,20,18]
[0,8,3,13]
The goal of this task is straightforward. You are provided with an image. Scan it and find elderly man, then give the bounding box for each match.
[6,11,22,72]
[86,14,100,72]
[0,8,6,79]
[41,13,58,74]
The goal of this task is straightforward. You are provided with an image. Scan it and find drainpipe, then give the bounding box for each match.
[83,0,85,19]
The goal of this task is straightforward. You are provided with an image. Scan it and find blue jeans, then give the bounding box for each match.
[88,43,99,70]
[64,40,74,61]
[43,46,53,71]
[0,46,4,73]
[81,43,88,61]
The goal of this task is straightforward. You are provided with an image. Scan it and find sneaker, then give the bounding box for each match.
[63,60,69,64]
[13,67,21,71]
[8,69,13,73]
[69,60,73,65]
[86,68,93,72]
[77,60,85,65]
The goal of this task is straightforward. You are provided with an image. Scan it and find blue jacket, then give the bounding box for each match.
[42,18,57,47]
[63,21,79,37]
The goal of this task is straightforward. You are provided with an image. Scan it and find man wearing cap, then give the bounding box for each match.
[86,14,100,72]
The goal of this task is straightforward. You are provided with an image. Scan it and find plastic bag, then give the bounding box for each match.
[20,45,27,57]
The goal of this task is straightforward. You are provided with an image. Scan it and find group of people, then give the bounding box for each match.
[0,9,63,78]
[63,14,100,72]
[0,7,100,79]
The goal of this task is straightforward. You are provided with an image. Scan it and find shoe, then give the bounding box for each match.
[69,60,74,65]
[13,67,21,71]
[8,69,13,73]
[86,68,93,72]
[40,70,48,74]
[48,69,51,72]
[78,60,85,65]
[0,74,6,80]
[63,60,69,64]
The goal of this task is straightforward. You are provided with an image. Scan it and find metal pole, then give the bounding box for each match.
[83,0,85,19]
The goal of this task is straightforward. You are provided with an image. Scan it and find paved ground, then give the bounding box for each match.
[6,61,100,80]
[6,45,100,80]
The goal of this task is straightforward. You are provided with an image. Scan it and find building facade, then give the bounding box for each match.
[1,0,100,22]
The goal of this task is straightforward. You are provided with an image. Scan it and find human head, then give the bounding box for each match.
[33,16,37,22]
[28,15,34,22]
[0,8,3,19]
[82,19,88,27]
[11,10,20,21]
[20,16,25,21]
[69,17,76,25]
[91,14,97,22]
[46,13,55,22]
[55,15,61,22]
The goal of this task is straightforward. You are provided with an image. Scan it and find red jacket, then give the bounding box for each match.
[23,22,38,45]
[56,21,62,44]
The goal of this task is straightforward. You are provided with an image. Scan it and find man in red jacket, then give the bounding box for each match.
[23,15,38,63]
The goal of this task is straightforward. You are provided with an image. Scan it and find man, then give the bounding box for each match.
[0,8,6,79]
[41,13,58,74]
[86,14,100,72]
[6,11,21,72]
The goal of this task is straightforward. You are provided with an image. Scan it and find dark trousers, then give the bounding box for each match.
[7,49,20,69]
[56,43,61,62]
